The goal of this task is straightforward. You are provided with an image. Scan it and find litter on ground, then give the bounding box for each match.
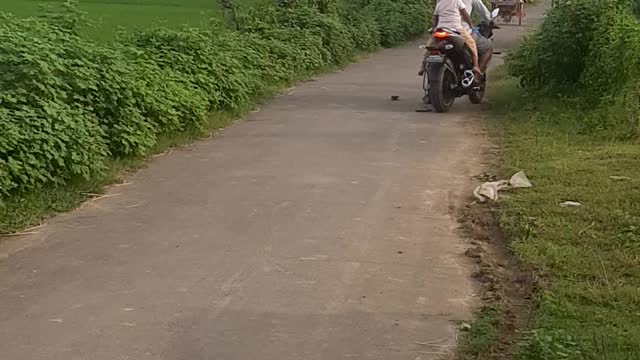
[560,201,582,208]
[473,171,532,203]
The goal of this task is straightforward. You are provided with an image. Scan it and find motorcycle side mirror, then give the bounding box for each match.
[491,8,500,19]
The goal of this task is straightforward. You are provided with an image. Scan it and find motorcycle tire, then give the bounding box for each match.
[468,74,486,104]
[428,62,456,113]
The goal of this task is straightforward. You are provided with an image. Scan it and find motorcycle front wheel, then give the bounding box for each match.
[428,62,456,113]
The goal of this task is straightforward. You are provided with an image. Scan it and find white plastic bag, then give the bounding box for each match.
[509,171,532,188]
[473,171,532,203]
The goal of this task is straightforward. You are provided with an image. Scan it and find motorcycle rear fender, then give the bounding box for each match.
[428,57,460,87]
[432,36,467,56]
[430,38,471,71]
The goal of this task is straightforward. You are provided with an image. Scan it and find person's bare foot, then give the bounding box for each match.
[418,68,425,76]
[472,66,482,84]
[468,66,482,86]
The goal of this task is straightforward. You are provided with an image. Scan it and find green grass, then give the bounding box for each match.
[457,305,502,359]
[488,66,640,360]
[0,0,263,41]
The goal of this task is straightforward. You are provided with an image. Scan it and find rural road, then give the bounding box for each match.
[0,3,546,359]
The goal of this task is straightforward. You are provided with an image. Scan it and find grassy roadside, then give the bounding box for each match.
[0,101,239,234]
[0,73,327,235]
[1,0,434,236]
[0,61,348,235]
[469,65,640,359]
[0,45,379,235]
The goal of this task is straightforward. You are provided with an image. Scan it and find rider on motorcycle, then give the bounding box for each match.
[419,0,494,76]
[461,0,494,73]
[432,0,481,77]
[418,0,481,76]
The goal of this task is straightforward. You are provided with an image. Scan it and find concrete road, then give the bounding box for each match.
[0,4,546,358]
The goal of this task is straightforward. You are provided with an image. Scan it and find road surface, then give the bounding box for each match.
[0,4,546,359]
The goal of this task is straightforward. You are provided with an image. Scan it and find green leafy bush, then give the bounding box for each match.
[270,3,356,65]
[0,14,109,194]
[339,7,380,52]
[582,4,640,98]
[507,0,604,89]
[507,0,640,137]
[369,0,432,47]
[126,27,254,111]
[87,48,210,155]
[0,9,211,193]
[1,0,434,208]
[579,3,640,137]
[216,30,324,83]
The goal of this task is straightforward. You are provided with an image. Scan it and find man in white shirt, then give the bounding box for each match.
[432,0,481,76]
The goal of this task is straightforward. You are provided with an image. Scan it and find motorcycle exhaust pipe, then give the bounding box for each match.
[461,70,475,88]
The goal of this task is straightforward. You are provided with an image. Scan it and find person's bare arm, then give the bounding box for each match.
[432,15,439,30]
[460,9,473,29]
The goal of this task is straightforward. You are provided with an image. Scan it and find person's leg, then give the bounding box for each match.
[458,27,480,75]
[418,37,434,105]
[479,51,492,73]
[418,51,427,76]
[473,34,493,73]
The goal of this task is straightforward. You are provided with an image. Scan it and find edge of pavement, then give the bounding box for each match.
[454,1,551,359]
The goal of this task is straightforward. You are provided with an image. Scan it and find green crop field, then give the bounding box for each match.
[0,0,261,41]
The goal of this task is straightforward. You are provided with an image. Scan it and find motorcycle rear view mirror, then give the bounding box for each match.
[491,8,500,19]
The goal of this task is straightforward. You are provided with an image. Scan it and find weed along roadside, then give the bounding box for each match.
[0,0,435,235]
[466,0,640,359]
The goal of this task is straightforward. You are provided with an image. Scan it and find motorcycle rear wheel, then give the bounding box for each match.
[428,63,456,113]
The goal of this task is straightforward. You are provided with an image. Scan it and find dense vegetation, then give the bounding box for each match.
[495,1,640,359]
[0,0,434,233]
[507,0,640,139]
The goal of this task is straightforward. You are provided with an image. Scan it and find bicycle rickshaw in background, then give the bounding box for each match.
[491,0,525,25]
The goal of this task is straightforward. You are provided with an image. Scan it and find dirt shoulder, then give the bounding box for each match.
[453,2,550,359]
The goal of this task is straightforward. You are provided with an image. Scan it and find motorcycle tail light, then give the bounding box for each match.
[433,31,450,39]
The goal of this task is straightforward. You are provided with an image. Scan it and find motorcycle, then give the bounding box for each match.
[420,8,500,113]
